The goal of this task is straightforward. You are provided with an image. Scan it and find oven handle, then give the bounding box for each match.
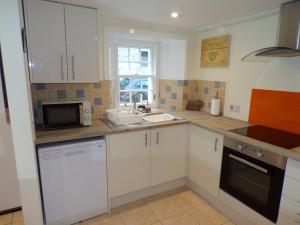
[229,154,268,174]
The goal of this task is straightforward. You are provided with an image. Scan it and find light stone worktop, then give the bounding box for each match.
[35,110,300,162]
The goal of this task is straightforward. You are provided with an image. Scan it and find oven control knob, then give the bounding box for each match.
[256,149,264,158]
[237,144,247,151]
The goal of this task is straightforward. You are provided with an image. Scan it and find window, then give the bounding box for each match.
[117,46,156,106]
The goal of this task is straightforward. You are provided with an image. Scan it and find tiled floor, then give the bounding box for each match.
[79,188,236,225]
[0,188,236,225]
[0,211,24,225]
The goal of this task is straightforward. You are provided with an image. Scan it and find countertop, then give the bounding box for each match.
[35,110,300,162]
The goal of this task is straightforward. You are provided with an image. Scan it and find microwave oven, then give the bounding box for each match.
[41,101,92,129]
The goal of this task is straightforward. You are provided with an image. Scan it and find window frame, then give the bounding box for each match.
[112,40,158,108]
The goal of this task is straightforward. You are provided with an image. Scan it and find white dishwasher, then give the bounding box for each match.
[38,137,108,225]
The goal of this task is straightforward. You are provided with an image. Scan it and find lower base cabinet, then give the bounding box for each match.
[188,125,224,198]
[108,125,187,198]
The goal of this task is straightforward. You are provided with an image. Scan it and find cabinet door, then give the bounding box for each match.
[65,5,99,83]
[26,0,68,83]
[151,125,187,186]
[188,125,223,198]
[108,130,151,197]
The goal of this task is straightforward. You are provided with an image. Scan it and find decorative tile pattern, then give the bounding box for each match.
[31,81,114,125]
[159,79,226,113]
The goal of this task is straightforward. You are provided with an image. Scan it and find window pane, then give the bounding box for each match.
[130,63,140,75]
[141,49,151,62]
[120,78,130,90]
[139,63,152,75]
[130,48,140,61]
[120,92,130,104]
[130,78,141,90]
[141,79,149,90]
[118,48,129,61]
[118,62,129,75]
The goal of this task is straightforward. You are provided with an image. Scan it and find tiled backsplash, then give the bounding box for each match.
[31,81,113,124]
[31,79,226,124]
[159,79,226,113]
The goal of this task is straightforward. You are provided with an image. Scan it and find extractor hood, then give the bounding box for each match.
[242,0,300,62]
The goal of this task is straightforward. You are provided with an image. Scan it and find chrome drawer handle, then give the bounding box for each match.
[156,132,159,145]
[214,138,218,151]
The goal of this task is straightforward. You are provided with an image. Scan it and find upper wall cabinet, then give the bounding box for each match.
[26,0,99,83]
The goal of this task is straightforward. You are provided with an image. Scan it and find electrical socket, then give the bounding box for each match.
[229,104,240,113]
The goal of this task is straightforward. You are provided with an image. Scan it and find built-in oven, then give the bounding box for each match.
[220,137,287,223]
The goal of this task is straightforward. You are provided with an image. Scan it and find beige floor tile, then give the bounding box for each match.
[120,206,158,225]
[160,212,198,225]
[173,190,205,211]
[12,211,23,223]
[189,204,230,225]
[85,213,125,225]
[0,213,12,225]
[148,196,184,220]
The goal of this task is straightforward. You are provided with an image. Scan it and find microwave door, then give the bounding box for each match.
[43,103,81,129]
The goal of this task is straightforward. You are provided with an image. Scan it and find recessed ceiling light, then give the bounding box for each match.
[129,28,135,34]
[171,12,179,18]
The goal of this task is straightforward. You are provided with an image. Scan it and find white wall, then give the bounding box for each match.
[159,39,187,80]
[0,1,43,224]
[0,79,20,211]
[195,14,300,121]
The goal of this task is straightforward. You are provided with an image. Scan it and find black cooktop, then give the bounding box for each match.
[230,125,300,149]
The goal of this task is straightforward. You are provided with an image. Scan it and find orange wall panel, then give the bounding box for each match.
[249,89,300,135]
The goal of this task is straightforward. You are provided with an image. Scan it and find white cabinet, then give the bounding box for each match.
[64,5,98,83]
[26,0,68,83]
[278,159,300,225]
[108,125,187,197]
[188,125,224,198]
[26,0,99,83]
[151,125,187,185]
[108,130,151,198]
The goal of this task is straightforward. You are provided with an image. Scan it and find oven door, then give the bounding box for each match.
[220,147,285,223]
[42,103,82,129]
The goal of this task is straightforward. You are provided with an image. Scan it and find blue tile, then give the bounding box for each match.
[208,102,211,109]
[160,98,166,104]
[165,86,172,92]
[76,89,85,98]
[35,84,46,91]
[94,82,102,89]
[214,81,221,88]
[57,90,66,99]
[204,87,209,95]
[171,93,177,99]
[171,106,176,110]
[94,97,102,105]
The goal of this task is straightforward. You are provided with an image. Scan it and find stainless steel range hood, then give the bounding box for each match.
[242,0,300,62]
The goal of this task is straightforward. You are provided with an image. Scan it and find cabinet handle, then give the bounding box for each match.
[156,132,159,145]
[60,54,64,80]
[214,138,218,151]
[145,133,148,147]
[72,55,75,80]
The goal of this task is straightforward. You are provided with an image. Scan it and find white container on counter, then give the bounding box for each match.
[210,92,221,116]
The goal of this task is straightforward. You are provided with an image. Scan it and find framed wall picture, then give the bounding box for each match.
[200,35,231,67]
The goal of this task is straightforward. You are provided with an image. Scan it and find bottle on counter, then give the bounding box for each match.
[210,91,221,116]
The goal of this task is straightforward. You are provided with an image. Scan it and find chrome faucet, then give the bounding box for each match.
[132,91,147,110]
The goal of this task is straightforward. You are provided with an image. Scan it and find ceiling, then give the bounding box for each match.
[93,0,290,30]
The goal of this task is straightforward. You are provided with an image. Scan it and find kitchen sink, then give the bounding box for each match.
[142,113,176,123]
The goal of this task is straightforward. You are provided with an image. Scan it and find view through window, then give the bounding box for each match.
[117,47,155,106]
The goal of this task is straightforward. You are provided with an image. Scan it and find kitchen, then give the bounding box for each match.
[1,0,300,225]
